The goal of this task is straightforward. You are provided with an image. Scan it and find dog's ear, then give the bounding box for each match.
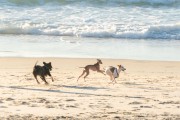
[117,65,121,67]
[49,62,51,65]
[43,62,46,65]
[97,59,102,63]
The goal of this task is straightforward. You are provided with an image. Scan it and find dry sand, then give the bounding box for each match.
[0,57,180,120]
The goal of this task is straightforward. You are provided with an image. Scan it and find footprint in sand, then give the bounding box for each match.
[37,97,51,104]
[137,115,146,118]
[129,101,142,105]
[59,104,64,108]
[140,105,152,108]
[6,98,14,101]
[37,98,47,103]
[29,104,38,107]
[52,101,58,103]
[46,105,56,108]
[105,105,113,108]
[108,111,118,114]
[67,76,75,79]
[45,101,50,104]
[159,101,180,104]
[92,116,101,118]
[114,116,121,119]
[25,78,33,80]
[21,101,30,105]
[66,99,76,102]
[89,105,94,108]
[123,112,132,115]
[66,105,77,108]
[0,100,3,104]
[132,108,141,111]
[0,106,7,108]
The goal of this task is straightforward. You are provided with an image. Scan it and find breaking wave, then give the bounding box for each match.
[1,0,180,7]
[0,24,179,40]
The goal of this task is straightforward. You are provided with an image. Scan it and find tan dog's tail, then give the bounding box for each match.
[79,67,85,68]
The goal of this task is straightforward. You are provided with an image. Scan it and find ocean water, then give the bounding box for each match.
[0,0,180,61]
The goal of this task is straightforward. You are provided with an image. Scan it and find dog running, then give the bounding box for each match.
[105,65,126,83]
[33,61,54,84]
[77,59,105,81]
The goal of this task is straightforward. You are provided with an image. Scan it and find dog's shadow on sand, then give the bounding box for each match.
[56,85,108,91]
[0,85,111,97]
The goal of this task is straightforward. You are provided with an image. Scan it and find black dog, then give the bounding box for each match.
[33,61,54,84]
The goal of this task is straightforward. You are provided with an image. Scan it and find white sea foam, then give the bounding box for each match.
[1,0,179,6]
[0,0,179,40]
[2,0,180,39]
[0,24,179,40]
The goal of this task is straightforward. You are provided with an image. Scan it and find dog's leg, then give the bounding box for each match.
[113,79,117,83]
[33,74,40,84]
[111,76,115,83]
[77,70,86,81]
[109,72,115,83]
[83,70,89,82]
[114,78,117,83]
[97,70,105,75]
[51,76,54,82]
[110,74,113,81]
[108,74,114,84]
[48,72,54,82]
[109,75,112,81]
[41,76,49,84]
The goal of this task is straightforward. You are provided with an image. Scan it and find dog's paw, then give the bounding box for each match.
[45,82,49,85]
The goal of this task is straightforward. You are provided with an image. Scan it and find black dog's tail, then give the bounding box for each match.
[34,61,38,68]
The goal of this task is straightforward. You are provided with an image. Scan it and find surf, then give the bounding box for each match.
[0,24,179,40]
[1,0,180,7]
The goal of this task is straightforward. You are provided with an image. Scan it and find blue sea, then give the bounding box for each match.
[0,0,180,61]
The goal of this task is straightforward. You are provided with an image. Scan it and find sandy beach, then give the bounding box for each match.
[0,57,180,119]
[1,0,180,119]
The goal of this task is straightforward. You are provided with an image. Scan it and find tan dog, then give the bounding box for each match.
[77,59,105,81]
[105,65,126,83]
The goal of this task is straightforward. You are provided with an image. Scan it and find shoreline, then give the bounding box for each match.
[1,56,180,62]
[1,35,180,62]
[0,57,180,119]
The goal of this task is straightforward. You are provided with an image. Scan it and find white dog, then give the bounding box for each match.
[105,65,126,83]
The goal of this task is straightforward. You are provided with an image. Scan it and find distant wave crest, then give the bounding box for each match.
[1,0,180,7]
[0,24,179,40]
[81,24,180,40]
